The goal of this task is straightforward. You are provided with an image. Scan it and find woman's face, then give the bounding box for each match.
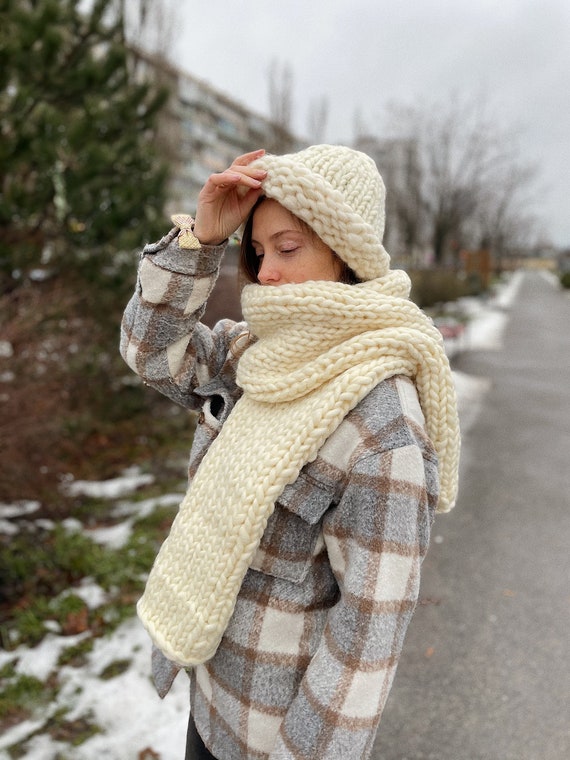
[251,199,342,285]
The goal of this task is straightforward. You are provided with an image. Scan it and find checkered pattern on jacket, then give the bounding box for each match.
[121,230,439,759]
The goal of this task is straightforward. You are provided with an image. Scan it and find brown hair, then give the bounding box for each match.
[238,198,360,285]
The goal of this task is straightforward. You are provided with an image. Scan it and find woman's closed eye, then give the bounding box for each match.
[255,245,300,259]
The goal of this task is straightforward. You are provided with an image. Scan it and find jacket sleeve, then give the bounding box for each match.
[270,441,438,759]
[119,225,247,411]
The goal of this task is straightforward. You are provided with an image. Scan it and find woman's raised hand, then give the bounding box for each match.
[193,149,267,245]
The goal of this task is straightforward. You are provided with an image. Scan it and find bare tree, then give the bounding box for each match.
[354,134,424,267]
[307,96,329,144]
[267,59,296,153]
[120,0,177,58]
[475,162,538,266]
[352,107,369,142]
[385,93,538,265]
[116,0,181,167]
[391,160,424,264]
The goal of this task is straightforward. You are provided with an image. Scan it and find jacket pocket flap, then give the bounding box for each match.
[277,472,335,525]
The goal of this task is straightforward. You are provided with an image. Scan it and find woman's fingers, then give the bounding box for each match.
[210,171,262,192]
[205,163,266,196]
[231,148,266,167]
[206,172,241,194]
[194,151,267,244]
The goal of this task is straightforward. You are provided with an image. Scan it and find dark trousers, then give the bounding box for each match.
[185,713,217,759]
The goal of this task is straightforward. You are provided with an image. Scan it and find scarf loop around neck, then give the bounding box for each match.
[137,270,461,666]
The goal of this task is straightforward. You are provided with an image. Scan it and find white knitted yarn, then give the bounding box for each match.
[137,272,461,667]
[251,145,391,281]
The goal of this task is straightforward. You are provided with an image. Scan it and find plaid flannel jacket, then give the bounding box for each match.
[120,229,439,760]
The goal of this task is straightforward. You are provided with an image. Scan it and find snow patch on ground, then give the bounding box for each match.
[64,467,155,499]
[458,270,524,352]
[0,619,189,760]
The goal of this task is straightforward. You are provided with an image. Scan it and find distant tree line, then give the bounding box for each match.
[381,94,538,266]
[269,65,539,267]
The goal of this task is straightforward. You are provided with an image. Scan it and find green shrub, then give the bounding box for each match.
[57,637,95,667]
[1,496,179,649]
[409,269,482,308]
[99,658,132,680]
[0,673,47,720]
[560,271,570,289]
[1,527,109,608]
[45,711,101,747]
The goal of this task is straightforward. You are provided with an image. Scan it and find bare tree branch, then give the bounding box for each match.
[122,0,177,58]
[307,96,329,144]
[385,93,539,265]
[267,59,295,153]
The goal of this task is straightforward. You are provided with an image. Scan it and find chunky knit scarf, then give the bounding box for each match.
[137,270,460,667]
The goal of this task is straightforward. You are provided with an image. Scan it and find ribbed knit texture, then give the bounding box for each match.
[136,271,460,667]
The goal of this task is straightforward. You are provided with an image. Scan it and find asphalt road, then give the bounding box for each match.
[372,271,570,760]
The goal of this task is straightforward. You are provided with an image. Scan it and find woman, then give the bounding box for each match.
[120,145,460,759]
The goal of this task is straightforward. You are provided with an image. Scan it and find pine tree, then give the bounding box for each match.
[0,0,173,504]
[0,0,168,282]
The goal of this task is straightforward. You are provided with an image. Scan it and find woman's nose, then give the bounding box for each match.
[257,256,280,285]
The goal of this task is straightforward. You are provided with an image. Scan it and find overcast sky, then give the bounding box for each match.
[172,0,569,247]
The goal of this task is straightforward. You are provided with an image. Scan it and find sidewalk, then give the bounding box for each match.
[373,271,570,760]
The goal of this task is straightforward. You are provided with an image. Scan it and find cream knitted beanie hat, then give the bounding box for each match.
[251,144,390,281]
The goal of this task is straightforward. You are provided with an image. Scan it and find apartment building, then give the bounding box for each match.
[131,49,303,217]
[132,52,417,266]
